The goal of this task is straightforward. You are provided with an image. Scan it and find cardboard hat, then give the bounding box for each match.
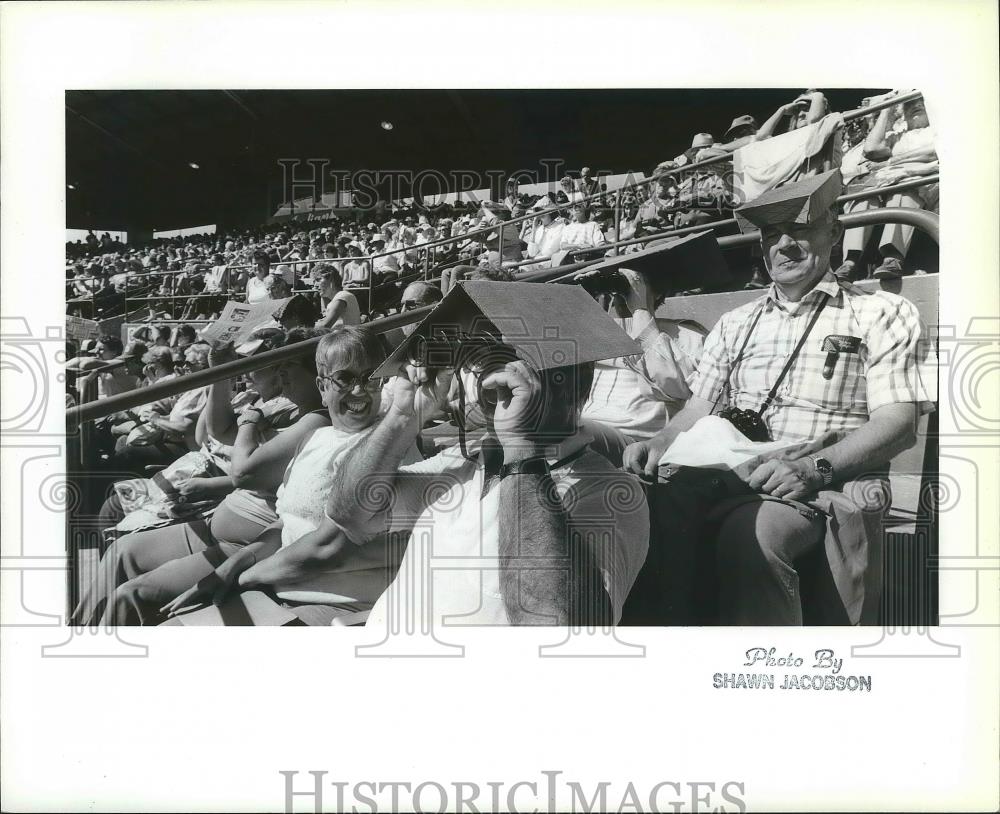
[531,195,554,211]
[723,114,757,140]
[691,132,715,149]
[734,169,843,233]
[373,281,639,378]
[573,230,730,296]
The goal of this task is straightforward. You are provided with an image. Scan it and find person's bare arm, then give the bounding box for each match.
[755,102,796,141]
[315,298,346,329]
[804,91,827,126]
[229,411,328,491]
[325,368,450,541]
[237,515,351,588]
[201,342,241,444]
[746,402,918,500]
[863,107,894,161]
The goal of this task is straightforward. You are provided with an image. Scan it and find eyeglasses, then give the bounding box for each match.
[400,300,421,311]
[318,368,385,393]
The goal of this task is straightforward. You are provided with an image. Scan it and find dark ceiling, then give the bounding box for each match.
[66,88,884,231]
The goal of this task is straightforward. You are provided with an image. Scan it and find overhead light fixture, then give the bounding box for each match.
[67,184,76,190]
[380,121,394,131]
[188,161,200,169]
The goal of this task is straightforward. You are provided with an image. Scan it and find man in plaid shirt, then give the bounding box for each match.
[624,170,936,624]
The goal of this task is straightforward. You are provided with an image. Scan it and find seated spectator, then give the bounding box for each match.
[324,287,650,627]
[478,201,523,262]
[523,196,565,269]
[276,294,319,330]
[246,251,271,303]
[175,324,198,349]
[755,90,828,140]
[342,254,371,289]
[93,337,145,400]
[159,327,411,626]
[559,202,607,253]
[624,171,935,625]
[575,267,706,465]
[265,273,292,300]
[559,175,584,204]
[718,114,759,152]
[112,342,212,472]
[313,264,361,329]
[857,94,938,279]
[674,132,715,167]
[368,235,400,282]
[397,282,442,336]
[74,328,328,625]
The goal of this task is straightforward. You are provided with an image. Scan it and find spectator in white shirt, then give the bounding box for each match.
[559,203,607,252]
[313,264,361,329]
[524,196,565,269]
[245,253,271,304]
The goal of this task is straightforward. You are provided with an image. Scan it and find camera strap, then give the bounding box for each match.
[711,303,766,414]
[712,292,830,417]
[756,292,830,417]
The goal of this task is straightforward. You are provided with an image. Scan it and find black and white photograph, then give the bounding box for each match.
[61,87,940,630]
[1,2,997,812]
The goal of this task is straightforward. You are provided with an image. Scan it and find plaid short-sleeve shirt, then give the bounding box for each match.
[691,273,936,443]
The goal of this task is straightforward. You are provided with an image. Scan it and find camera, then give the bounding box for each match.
[717,406,772,442]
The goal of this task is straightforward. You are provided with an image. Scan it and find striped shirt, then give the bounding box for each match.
[690,272,936,443]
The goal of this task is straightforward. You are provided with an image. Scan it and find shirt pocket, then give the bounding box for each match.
[791,343,868,413]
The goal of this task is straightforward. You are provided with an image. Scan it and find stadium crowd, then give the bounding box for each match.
[67,89,938,627]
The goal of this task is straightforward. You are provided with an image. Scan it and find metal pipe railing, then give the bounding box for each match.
[66,305,435,425]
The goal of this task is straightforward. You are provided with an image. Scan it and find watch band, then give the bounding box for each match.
[498,456,551,480]
[809,455,835,487]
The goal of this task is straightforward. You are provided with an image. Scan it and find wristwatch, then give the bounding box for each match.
[237,406,264,428]
[809,455,835,487]
[498,456,551,480]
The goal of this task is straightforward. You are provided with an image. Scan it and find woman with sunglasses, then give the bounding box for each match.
[161,326,416,626]
[73,329,331,626]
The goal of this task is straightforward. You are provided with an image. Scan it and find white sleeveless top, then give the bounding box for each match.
[272,421,419,607]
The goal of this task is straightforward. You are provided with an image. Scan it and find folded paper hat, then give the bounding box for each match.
[733,169,843,234]
[373,281,639,378]
[573,230,729,296]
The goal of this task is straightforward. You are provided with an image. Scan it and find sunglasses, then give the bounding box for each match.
[318,368,385,393]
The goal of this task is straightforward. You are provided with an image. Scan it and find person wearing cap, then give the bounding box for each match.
[477,201,522,263]
[673,132,717,167]
[275,294,319,331]
[76,329,326,626]
[313,264,361,330]
[755,90,829,141]
[624,170,935,626]
[524,196,565,269]
[718,114,759,152]
[323,284,649,627]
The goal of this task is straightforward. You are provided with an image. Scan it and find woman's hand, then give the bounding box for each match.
[176,477,215,503]
[208,340,237,368]
[160,570,234,618]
